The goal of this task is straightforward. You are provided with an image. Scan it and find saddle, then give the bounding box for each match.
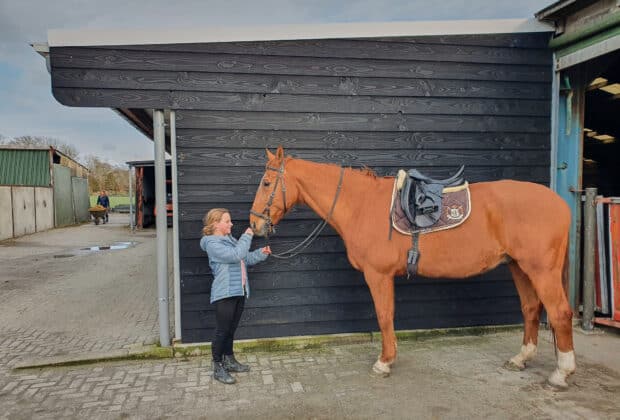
[397,166,465,228]
[391,165,468,279]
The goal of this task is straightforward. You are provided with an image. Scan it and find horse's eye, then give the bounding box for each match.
[263,180,271,187]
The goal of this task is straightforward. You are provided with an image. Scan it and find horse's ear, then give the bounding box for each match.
[266,148,275,161]
[276,146,285,160]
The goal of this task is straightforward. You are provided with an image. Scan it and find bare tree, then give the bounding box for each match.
[0,135,79,160]
[84,154,129,195]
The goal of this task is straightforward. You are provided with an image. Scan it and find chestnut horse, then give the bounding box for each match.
[249,147,575,388]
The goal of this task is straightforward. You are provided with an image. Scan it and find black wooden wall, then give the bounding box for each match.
[49,31,553,343]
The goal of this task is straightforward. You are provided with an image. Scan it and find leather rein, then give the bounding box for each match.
[250,161,345,259]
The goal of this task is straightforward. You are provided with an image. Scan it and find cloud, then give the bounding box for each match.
[0,0,549,165]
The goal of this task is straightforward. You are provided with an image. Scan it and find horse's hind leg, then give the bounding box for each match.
[521,265,575,388]
[364,269,396,377]
[505,261,542,370]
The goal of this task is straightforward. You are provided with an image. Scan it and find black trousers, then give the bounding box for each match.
[212,296,245,362]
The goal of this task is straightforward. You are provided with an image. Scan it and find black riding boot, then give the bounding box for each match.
[222,354,250,372]
[213,360,236,384]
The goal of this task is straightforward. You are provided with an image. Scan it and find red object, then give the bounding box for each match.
[609,203,620,322]
[136,167,144,229]
[154,203,173,217]
[594,317,620,328]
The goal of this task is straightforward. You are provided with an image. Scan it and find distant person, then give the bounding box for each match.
[200,208,271,384]
[96,190,110,223]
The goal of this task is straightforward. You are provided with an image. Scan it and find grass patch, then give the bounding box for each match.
[388,324,522,343]
[173,333,373,358]
[90,195,133,207]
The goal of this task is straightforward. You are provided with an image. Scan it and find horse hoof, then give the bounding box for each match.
[544,379,569,391]
[371,360,391,378]
[370,366,390,378]
[503,360,525,371]
[546,369,569,390]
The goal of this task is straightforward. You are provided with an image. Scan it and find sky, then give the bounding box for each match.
[0,0,549,166]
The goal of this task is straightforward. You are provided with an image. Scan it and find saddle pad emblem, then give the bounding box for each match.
[446,205,464,220]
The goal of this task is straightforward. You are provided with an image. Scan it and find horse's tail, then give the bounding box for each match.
[562,244,570,301]
[552,237,571,357]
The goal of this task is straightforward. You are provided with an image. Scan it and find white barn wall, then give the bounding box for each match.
[0,187,13,241]
[35,187,54,232]
[11,187,36,237]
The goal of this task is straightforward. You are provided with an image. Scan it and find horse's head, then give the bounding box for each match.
[249,146,292,237]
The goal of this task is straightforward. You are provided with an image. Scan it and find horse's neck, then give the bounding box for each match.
[290,159,384,239]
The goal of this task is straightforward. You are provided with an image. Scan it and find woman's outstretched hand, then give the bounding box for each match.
[261,246,272,255]
[245,227,254,236]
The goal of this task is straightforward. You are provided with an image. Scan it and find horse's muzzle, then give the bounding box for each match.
[249,218,269,237]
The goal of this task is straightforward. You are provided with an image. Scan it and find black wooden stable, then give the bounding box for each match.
[44,22,554,343]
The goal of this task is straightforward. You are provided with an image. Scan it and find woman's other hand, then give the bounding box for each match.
[245,227,254,236]
[261,246,272,255]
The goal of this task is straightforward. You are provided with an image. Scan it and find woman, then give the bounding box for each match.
[200,208,271,384]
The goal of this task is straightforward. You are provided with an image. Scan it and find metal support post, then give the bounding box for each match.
[170,110,182,341]
[582,187,597,331]
[154,109,170,347]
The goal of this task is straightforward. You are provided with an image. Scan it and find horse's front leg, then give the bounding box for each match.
[364,269,396,377]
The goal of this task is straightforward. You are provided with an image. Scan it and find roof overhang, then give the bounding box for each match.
[46,18,552,47]
[535,0,600,22]
[126,159,171,168]
[35,18,553,150]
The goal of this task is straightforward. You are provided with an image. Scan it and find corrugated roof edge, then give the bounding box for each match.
[47,18,553,47]
[0,145,89,173]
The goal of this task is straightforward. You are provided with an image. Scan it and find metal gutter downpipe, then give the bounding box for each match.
[170,111,182,341]
[548,12,620,51]
[154,110,170,347]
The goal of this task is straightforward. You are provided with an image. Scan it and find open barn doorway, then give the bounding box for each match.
[581,51,620,321]
[583,53,620,195]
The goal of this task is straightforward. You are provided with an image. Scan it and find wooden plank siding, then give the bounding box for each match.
[49,32,553,343]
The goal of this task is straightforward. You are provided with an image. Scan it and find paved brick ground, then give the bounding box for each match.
[1,331,620,419]
[2,214,620,419]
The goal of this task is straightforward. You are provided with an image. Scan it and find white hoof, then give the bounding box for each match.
[547,369,569,389]
[372,358,391,378]
[547,350,575,389]
[508,342,537,370]
[503,359,525,371]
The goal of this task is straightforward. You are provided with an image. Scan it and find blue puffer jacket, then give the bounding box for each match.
[200,233,268,303]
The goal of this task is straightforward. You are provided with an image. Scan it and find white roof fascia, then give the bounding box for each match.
[31,42,50,54]
[48,18,553,47]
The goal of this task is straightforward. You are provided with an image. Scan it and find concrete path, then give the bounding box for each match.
[0,213,164,369]
[1,215,620,419]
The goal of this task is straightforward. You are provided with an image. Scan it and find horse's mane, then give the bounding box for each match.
[356,165,377,178]
[286,156,378,178]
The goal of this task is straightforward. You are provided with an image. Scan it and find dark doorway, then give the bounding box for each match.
[583,53,620,196]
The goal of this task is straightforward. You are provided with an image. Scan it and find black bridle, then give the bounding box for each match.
[250,160,345,259]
